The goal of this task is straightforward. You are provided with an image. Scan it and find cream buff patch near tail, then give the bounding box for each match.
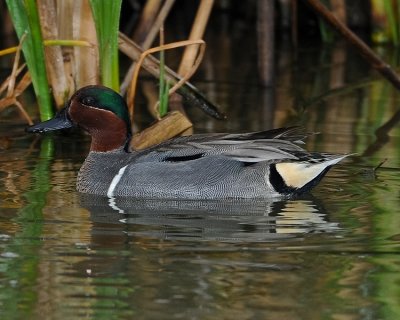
[275,155,348,189]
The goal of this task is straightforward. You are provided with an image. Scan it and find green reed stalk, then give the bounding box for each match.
[384,0,399,46]
[317,0,335,43]
[6,0,53,121]
[89,0,122,91]
[398,0,400,47]
[318,19,334,43]
[158,48,169,117]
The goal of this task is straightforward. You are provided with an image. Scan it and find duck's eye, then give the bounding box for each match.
[81,96,96,106]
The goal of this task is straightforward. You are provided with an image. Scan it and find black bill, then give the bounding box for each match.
[26,107,75,133]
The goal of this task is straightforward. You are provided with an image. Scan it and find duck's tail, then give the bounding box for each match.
[269,154,351,195]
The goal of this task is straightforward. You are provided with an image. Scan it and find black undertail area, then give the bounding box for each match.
[269,164,296,195]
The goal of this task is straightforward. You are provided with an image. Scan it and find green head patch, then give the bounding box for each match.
[76,85,131,130]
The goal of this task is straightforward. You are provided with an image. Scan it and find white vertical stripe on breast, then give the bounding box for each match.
[107,165,128,197]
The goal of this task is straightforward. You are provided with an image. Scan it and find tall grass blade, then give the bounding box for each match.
[6,0,53,120]
[89,0,122,91]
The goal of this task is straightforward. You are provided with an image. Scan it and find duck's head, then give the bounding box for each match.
[27,85,131,152]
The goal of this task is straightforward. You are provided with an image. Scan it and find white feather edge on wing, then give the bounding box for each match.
[223,146,300,162]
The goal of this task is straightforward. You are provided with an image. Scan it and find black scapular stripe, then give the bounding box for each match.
[164,153,204,162]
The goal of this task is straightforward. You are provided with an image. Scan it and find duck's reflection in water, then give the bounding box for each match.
[80,194,340,242]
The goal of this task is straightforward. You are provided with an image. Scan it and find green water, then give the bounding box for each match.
[2,41,400,319]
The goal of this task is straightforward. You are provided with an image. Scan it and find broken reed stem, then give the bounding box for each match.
[131,111,192,150]
[127,39,206,122]
[119,32,225,119]
[305,0,400,91]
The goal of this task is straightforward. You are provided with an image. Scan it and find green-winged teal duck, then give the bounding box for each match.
[27,85,348,199]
